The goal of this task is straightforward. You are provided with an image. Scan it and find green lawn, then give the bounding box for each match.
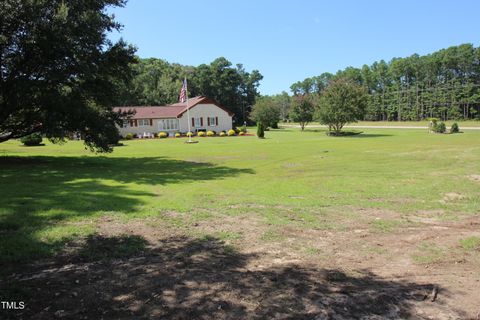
[1,128,480,265]
[281,120,480,127]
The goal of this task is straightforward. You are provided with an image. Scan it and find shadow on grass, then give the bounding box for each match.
[0,235,460,319]
[0,156,254,265]
[303,129,393,138]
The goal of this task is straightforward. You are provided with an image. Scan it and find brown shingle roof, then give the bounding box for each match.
[114,96,234,119]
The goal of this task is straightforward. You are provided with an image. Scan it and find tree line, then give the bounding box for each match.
[116,57,263,125]
[264,43,480,122]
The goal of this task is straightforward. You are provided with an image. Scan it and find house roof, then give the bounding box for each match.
[114,96,234,119]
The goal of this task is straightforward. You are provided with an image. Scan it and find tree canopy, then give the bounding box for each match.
[291,43,480,121]
[250,97,281,130]
[120,57,263,125]
[289,95,315,131]
[0,0,137,152]
[317,79,368,134]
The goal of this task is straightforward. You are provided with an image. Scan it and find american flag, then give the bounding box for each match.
[179,78,187,103]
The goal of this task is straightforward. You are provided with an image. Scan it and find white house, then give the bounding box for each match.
[114,96,234,137]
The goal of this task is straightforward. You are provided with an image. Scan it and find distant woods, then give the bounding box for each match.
[289,43,480,121]
[116,57,263,125]
[120,44,480,127]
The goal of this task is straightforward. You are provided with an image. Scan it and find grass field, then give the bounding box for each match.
[1,128,479,318]
[281,119,480,127]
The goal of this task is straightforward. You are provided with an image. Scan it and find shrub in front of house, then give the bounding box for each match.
[20,133,43,146]
[228,129,236,136]
[175,132,181,138]
[239,132,245,136]
[159,132,168,138]
[198,131,206,137]
[186,131,194,137]
[450,122,460,133]
[219,131,226,136]
[125,133,134,140]
[207,130,215,137]
[235,126,247,133]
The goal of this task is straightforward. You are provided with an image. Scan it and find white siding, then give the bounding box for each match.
[118,118,178,137]
[117,103,233,137]
[178,103,232,133]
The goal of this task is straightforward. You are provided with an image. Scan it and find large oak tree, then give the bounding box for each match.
[0,0,136,152]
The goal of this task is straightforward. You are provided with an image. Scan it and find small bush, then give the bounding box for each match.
[257,124,265,138]
[239,132,245,136]
[186,131,194,137]
[158,132,168,138]
[235,126,247,134]
[227,129,236,136]
[175,132,181,138]
[124,133,134,140]
[198,131,206,137]
[206,130,215,137]
[219,131,226,137]
[435,122,446,133]
[450,122,459,133]
[20,133,43,146]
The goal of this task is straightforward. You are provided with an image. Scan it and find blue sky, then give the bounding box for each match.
[108,0,480,95]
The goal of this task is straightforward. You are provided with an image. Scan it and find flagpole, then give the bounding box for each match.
[185,77,192,143]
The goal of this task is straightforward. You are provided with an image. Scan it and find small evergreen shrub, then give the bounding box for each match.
[175,132,181,138]
[186,131,194,137]
[227,129,236,136]
[257,124,265,138]
[125,133,134,140]
[239,132,245,136]
[159,132,168,138]
[219,131,226,136]
[20,133,43,146]
[435,122,446,133]
[450,122,459,133]
[206,130,215,137]
[198,131,206,137]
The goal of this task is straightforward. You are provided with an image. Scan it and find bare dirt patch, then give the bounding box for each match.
[1,210,479,319]
[468,174,480,182]
[0,235,469,320]
[442,192,466,202]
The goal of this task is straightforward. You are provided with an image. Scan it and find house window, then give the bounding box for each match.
[207,117,217,126]
[138,119,150,127]
[158,119,179,131]
[194,117,202,127]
